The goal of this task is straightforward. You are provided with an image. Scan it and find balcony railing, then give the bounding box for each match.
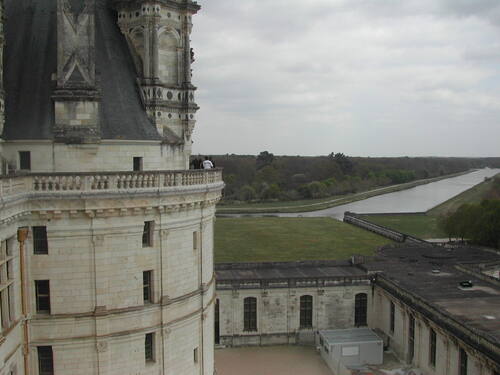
[0,169,223,201]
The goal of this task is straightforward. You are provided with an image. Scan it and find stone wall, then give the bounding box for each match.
[2,141,190,173]
[0,171,223,375]
[371,284,499,375]
[216,283,372,347]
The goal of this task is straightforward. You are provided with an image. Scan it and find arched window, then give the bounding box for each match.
[300,295,313,328]
[243,297,257,331]
[354,293,367,326]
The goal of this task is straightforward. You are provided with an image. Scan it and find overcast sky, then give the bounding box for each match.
[191,0,500,157]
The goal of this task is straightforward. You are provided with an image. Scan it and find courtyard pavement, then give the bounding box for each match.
[215,345,332,375]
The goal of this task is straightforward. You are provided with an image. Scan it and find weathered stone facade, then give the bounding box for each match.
[215,261,374,347]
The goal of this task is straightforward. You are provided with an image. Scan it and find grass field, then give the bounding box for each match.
[359,214,445,239]
[216,171,471,214]
[360,173,500,239]
[214,217,392,263]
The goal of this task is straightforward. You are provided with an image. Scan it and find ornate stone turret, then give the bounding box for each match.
[53,0,101,143]
[112,0,200,145]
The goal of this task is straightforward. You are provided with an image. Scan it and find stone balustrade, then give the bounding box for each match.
[0,169,223,201]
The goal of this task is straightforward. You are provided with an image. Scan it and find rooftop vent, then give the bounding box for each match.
[459,280,473,288]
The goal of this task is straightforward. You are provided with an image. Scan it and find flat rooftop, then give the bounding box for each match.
[367,245,500,362]
[216,260,367,282]
[320,328,382,345]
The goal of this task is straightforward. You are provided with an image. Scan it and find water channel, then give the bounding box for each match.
[225,168,500,220]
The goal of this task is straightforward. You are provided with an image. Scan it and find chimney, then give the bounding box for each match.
[53,0,100,143]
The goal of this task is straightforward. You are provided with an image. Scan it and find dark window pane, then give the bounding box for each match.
[133,157,143,171]
[142,221,153,247]
[300,295,313,328]
[390,301,395,333]
[35,280,50,313]
[145,333,154,362]
[408,315,415,362]
[19,151,31,170]
[354,293,367,326]
[33,226,48,254]
[215,299,220,344]
[143,271,152,303]
[243,297,257,331]
[37,346,54,375]
[429,328,436,367]
[459,348,467,375]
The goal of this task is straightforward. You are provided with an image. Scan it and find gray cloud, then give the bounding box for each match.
[191,0,500,157]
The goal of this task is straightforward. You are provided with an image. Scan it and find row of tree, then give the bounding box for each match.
[194,152,500,203]
[439,199,500,248]
[438,176,500,248]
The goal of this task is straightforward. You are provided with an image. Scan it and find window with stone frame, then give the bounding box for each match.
[193,347,198,363]
[390,301,395,333]
[143,270,153,303]
[33,226,48,254]
[459,348,467,375]
[142,221,154,247]
[133,157,143,171]
[429,328,437,367]
[300,295,313,328]
[37,346,54,375]
[408,314,415,362]
[243,297,257,331]
[354,293,368,327]
[19,151,31,170]
[35,280,50,313]
[0,237,15,330]
[145,332,155,362]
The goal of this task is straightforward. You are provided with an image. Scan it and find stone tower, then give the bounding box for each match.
[0,1,222,375]
[112,0,200,150]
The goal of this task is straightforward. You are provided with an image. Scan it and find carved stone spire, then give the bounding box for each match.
[112,0,200,146]
[53,0,100,143]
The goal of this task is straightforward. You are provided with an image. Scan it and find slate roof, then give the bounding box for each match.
[3,0,161,141]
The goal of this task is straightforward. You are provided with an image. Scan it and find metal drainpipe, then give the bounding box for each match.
[159,206,166,375]
[199,198,205,375]
[17,227,30,375]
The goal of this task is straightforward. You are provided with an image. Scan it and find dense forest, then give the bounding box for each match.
[439,176,500,248]
[195,152,500,203]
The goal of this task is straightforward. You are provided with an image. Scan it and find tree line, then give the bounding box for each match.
[193,152,500,204]
[438,177,500,248]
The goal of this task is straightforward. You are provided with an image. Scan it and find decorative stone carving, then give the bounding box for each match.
[96,341,108,353]
[53,0,101,143]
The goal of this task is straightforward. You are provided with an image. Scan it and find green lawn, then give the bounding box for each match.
[214,217,392,263]
[359,214,445,239]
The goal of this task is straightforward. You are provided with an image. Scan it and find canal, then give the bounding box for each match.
[228,168,500,220]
